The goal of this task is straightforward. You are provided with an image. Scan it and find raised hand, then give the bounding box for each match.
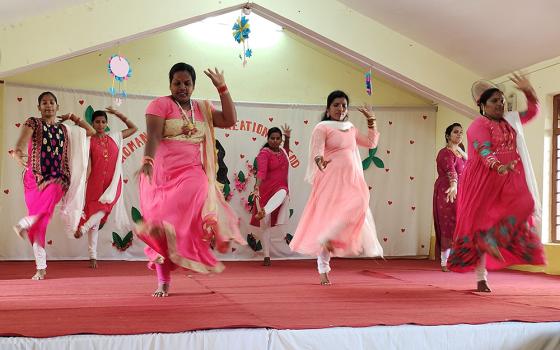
[357,104,375,120]
[204,67,226,88]
[57,113,76,122]
[281,123,292,138]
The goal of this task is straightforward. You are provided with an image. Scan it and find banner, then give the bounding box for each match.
[0,83,435,260]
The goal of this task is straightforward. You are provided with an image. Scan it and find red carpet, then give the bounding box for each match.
[1,259,559,338]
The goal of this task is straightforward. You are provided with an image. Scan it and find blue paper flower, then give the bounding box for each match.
[232,16,251,43]
[245,48,253,58]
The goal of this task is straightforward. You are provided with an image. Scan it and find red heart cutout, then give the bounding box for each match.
[240,154,245,159]
[123,179,129,184]
[387,201,393,205]
[423,115,427,120]
[8,150,14,156]
[368,186,373,190]
[17,97,22,102]
[79,100,84,105]
[401,228,406,233]
[409,176,415,180]
[303,120,309,124]
[268,117,274,122]
[388,121,393,125]
[383,237,388,242]
[411,206,416,211]
[385,168,390,172]
[47,240,53,245]
[295,141,299,145]
[231,247,237,252]
[409,140,415,144]
[421,244,425,248]
[3,189,9,194]
[225,133,230,138]
[386,150,391,154]
[252,137,257,141]
[15,123,21,128]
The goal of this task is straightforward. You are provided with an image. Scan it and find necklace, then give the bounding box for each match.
[175,99,197,137]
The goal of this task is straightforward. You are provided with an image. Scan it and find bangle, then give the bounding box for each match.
[142,156,155,165]
[217,84,228,95]
[73,117,82,125]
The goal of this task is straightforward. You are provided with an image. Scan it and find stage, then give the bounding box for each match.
[1,259,560,349]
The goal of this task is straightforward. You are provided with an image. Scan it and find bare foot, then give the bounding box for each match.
[154,255,164,265]
[441,266,449,272]
[319,272,331,285]
[263,257,271,266]
[153,283,169,297]
[255,209,266,221]
[477,280,492,293]
[13,224,28,240]
[31,269,46,280]
[89,259,98,269]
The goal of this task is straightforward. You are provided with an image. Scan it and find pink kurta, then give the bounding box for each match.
[290,123,380,257]
[22,118,69,247]
[432,148,465,252]
[79,135,122,227]
[136,96,242,274]
[250,147,289,227]
[448,100,545,272]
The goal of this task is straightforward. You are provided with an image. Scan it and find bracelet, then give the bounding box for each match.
[142,156,155,165]
[217,84,228,95]
[73,117,82,125]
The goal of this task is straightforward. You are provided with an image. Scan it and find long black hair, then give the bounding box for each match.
[262,127,282,149]
[445,122,465,152]
[477,87,502,115]
[321,90,349,121]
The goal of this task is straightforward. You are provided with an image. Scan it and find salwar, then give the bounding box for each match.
[33,242,47,270]
[317,247,331,274]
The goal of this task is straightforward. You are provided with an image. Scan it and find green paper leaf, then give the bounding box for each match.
[123,231,133,244]
[255,240,263,251]
[131,206,143,223]
[253,157,258,171]
[84,106,94,125]
[362,157,372,170]
[372,157,385,168]
[248,194,254,205]
[223,183,231,197]
[238,170,246,182]
[289,209,294,218]
[112,232,123,247]
[369,148,378,157]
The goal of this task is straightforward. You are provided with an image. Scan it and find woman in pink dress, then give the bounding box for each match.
[433,123,466,272]
[251,124,292,266]
[136,63,245,297]
[290,90,383,285]
[74,107,137,268]
[12,91,95,280]
[448,74,545,292]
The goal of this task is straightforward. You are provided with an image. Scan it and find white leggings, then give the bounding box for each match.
[81,211,104,260]
[317,247,331,274]
[475,255,488,282]
[33,243,47,270]
[440,249,451,267]
[260,190,287,258]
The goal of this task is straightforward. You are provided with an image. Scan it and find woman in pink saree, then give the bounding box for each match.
[12,91,95,280]
[448,74,545,292]
[136,63,244,297]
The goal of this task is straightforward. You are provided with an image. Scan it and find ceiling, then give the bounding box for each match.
[339,0,560,77]
[2,0,560,78]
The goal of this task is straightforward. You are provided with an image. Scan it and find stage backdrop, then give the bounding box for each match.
[0,83,436,261]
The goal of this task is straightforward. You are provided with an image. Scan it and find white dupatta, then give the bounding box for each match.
[504,111,542,223]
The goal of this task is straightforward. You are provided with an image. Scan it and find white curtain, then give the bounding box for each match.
[1,83,435,260]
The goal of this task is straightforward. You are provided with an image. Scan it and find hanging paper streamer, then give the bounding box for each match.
[107,55,132,106]
[365,69,372,96]
[232,15,251,67]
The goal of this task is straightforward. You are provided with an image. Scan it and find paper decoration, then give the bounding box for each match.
[232,15,251,66]
[107,55,132,106]
[365,69,372,96]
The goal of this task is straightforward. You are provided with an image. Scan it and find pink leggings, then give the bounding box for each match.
[155,258,174,284]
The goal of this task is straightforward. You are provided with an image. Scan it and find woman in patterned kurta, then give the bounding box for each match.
[136,63,244,297]
[448,74,545,292]
[12,91,95,280]
[75,107,137,268]
[433,123,466,271]
[251,125,292,266]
